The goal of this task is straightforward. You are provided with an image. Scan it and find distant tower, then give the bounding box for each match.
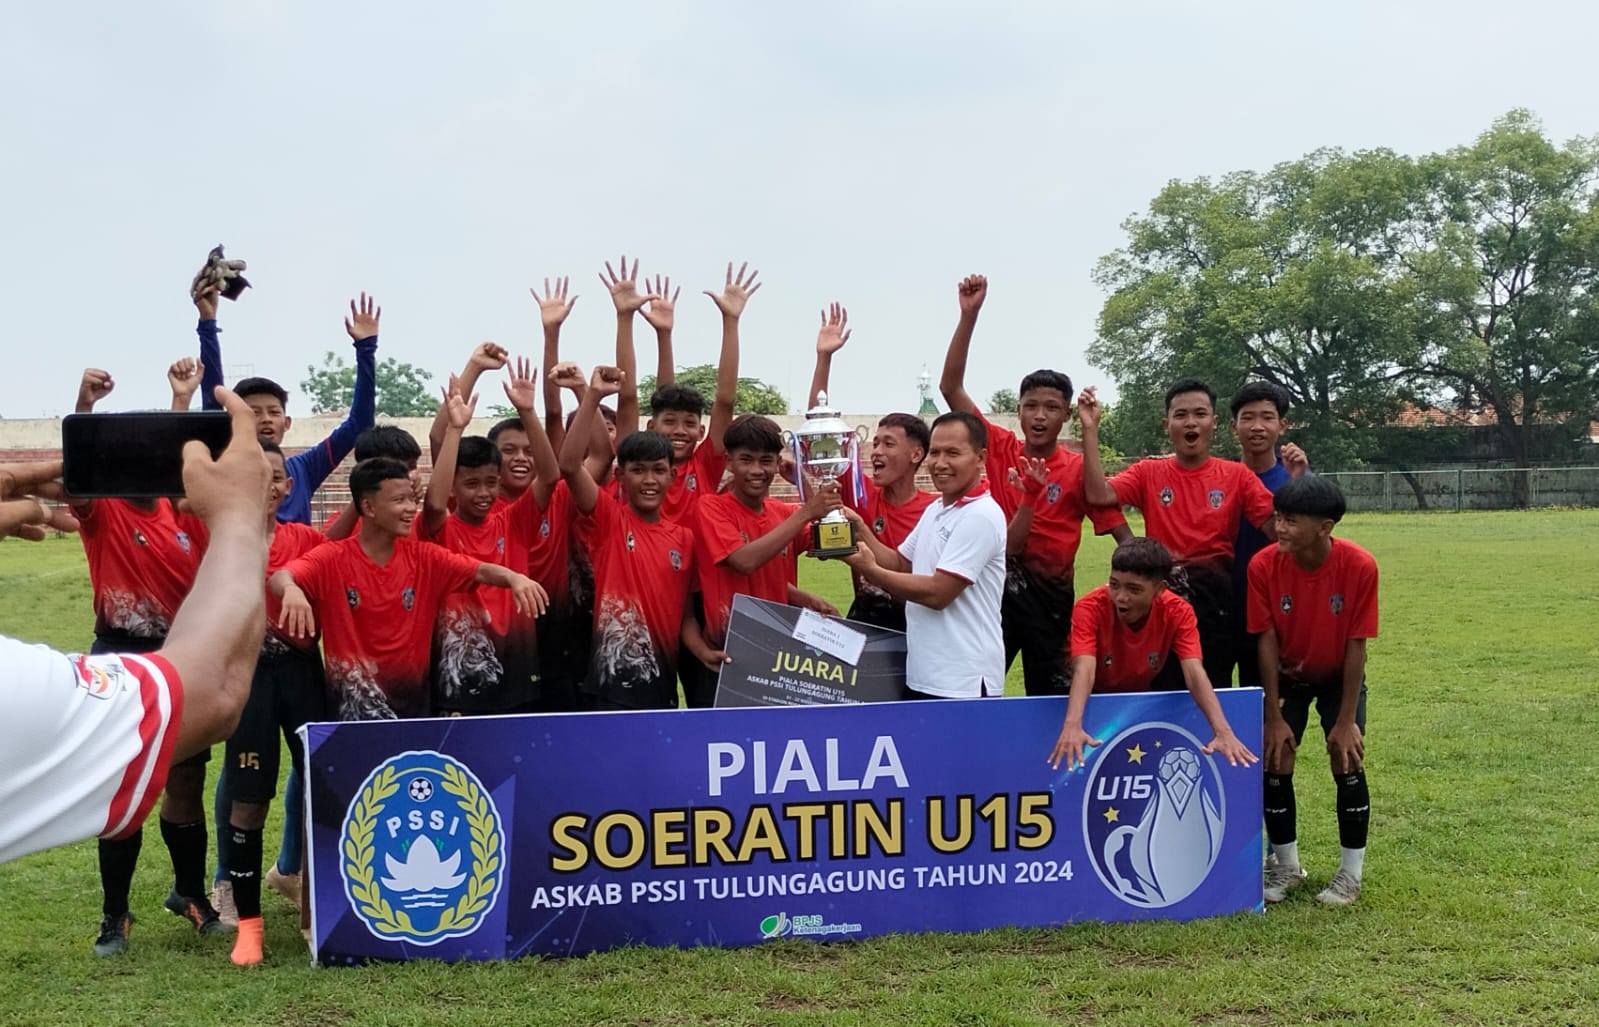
[917,366,939,419]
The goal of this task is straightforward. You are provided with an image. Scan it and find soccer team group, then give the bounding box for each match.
[45,260,1376,966]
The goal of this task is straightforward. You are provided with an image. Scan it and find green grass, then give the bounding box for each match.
[2,511,1598,1026]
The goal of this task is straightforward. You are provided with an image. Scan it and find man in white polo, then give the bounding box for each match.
[841,411,1006,698]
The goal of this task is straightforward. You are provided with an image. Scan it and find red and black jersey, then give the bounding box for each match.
[1108,456,1274,566]
[695,492,800,649]
[1247,538,1379,686]
[77,499,204,640]
[1069,586,1202,693]
[285,535,480,719]
[983,416,1126,578]
[264,521,330,653]
[576,490,696,708]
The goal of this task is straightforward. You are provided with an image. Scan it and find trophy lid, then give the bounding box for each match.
[796,391,851,437]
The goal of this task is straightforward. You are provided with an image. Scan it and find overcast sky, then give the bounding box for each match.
[3,1,1596,419]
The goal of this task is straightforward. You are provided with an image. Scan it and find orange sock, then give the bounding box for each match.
[231,917,264,966]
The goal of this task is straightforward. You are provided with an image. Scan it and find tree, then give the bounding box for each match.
[636,364,788,415]
[987,388,1018,413]
[302,352,438,418]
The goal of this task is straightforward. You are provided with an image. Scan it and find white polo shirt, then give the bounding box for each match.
[0,637,183,865]
[897,485,1007,698]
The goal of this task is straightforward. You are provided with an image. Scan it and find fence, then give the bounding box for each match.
[1317,467,1599,512]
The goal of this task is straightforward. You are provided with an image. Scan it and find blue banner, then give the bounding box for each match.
[302,690,1263,965]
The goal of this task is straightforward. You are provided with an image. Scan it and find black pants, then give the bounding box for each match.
[1152,561,1235,691]
[1001,560,1075,697]
[225,644,325,803]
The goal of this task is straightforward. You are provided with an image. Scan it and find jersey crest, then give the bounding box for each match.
[1279,594,1292,613]
[339,750,505,947]
[1158,487,1174,507]
[133,529,149,547]
[401,587,416,611]
[625,530,635,552]
[1206,489,1224,509]
[669,549,683,572]
[539,516,551,538]
[1329,593,1344,615]
[1045,482,1062,505]
[873,515,886,535]
[1147,651,1161,670]
[347,588,361,610]
[686,473,699,492]
[175,531,192,554]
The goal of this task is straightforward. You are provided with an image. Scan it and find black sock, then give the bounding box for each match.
[226,824,265,920]
[1263,772,1297,847]
[1335,771,1370,850]
[159,818,208,900]
[98,828,143,917]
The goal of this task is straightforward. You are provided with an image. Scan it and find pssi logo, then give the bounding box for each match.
[1083,722,1225,909]
[340,750,505,946]
[759,912,791,939]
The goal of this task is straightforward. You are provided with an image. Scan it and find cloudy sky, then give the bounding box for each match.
[3,1,1595,419]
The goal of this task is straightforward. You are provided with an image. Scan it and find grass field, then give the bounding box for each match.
[2,510,1598,1026]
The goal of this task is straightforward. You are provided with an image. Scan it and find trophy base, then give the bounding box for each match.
[808,519,858,559]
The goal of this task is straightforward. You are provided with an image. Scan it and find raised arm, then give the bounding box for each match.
[807,303,850,409]
[938,274,987,416]
[702,261,760,455]
[194,284,224,410]
[429,343,506,462]
[501,356,560,508]
[291,294,381,493]
[641,273,680,403]
[168,357,204,412]
[532,276,578,453]
[423,376,476,538]
[600,257,660,439]
[557,364,619,516]
[1076,387,1120,507]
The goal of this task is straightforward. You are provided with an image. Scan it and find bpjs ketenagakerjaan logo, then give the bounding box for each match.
[340,750,505,945]
[1082,722,1225,909]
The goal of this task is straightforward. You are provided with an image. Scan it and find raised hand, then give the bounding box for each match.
[345,292,381,341]
[77,368,115,412]
[588,365,624,398]
[1281,441,1309,479]
[816,302,851,355]
[640,274,681,332]
[550,361,587,392]
[441,375,477,431]
[704,261,762,319]
[193,283,219,321]
[167,358,204,404]
[466,342,509,376]
[532,276,579,329]
[1076,386,1103,433]
[502,356,539,410]
[957,274,988,317]
[1015,456,1048,497]
[599,256,659,317]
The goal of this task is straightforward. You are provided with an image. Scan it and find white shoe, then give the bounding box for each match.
[1315,870,1362,906]
[1263,862,1308,903]
[211,880,240,929]
[266,866,303,908]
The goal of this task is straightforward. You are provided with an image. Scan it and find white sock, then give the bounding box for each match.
[1339,846,1365,879]
[1271,841,1300,869]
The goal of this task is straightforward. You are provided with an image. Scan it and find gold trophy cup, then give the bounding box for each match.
[787,392,861,558]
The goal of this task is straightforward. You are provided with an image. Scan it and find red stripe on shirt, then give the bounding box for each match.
[101,654,183,838]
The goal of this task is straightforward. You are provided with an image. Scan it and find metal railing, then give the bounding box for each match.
[1316,467,1599,512]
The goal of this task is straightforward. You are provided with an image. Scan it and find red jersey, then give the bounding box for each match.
[983,416,1126,578]
[1069,586,1202,693]
[527,482,576,606]
[420,490,544,712]
[576,490,696,708]
[77,500,205,640]
[1108,456,1274,566]
[1247,538,1379,686]
[285,535,480,720]
[265,522,330,653]
[662,443,727,525]
[696,492,801,648]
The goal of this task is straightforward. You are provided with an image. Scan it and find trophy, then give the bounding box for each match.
[787,392,862,558]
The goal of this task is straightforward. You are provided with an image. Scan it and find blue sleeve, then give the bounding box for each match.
[197,320,223,410]
[294,335,378,494]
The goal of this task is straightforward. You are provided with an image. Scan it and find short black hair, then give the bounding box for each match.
[354,424,421,463]
[1110,537,1173,582]
[349,457,412,507]
[722,414,783,455]
[616,430,673,467]
[258,439,283,457]
[931,410,987,450]
[1018,369,1073,406]
[235,377,289,407]
[1274,475,1346,523]
[650,384,708,417]
[877,413,931,462]
[456,436,500,471]
[1164,379,1216,413]
[563,406,617,430]
[1229,381,1290,419]
[488,417,524,444]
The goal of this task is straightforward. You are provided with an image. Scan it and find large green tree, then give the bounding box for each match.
[636,364,788,415]
[301,352,437,417]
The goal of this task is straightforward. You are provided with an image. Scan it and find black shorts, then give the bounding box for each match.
[846,590,907,633]
[225,643,326,804]
[1279,678,1368,745]
[1152,561,1235,691]
[1001,560,1075,697]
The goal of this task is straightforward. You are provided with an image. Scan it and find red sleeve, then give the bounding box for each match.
[1346,550,1379,640]
[576,487,621,553]
[505,486,541,552]
[695,443,727,493]
[1241,465,1275,528]
[1107,460,1146,509]
[1246,550,1272,635]
[285,543,339,601]
[698,498,750,567]
[1167,594,1203,662]
[1086,500,1127,535]
[420,543,482,600]
[1068,590,1107,659]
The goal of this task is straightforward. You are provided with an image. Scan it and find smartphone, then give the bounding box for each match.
[62,411,233,499]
